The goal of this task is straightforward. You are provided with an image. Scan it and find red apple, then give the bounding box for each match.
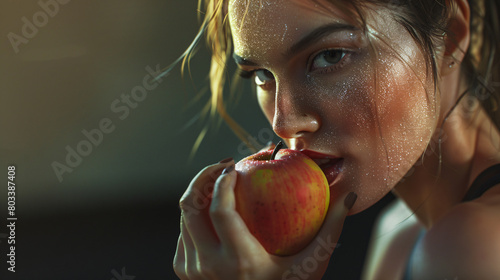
[234,142,330,256]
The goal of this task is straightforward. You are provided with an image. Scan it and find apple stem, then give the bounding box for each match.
[270,141,283,160]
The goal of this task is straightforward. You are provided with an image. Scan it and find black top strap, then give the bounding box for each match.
[461,163,500,202]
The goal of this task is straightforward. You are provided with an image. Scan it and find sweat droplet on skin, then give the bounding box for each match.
[229,2,441,213]
[230,0,297,59]
[281,24,288,42]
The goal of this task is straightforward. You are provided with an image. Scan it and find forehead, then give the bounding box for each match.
[228,0,353,60]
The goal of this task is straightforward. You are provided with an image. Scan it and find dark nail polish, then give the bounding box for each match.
[344,192,357,210]
[218,157,233,164]
[222,164,235,175]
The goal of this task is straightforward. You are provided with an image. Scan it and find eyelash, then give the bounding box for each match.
[309,48,350,74]
[238,69,256,79]
[237,49,351,84]
[238,69,275,91]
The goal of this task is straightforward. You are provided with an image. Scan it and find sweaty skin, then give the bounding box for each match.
[174,1,500,279]
[229,0,435,214]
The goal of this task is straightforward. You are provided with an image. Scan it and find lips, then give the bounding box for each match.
[300,150,343,186]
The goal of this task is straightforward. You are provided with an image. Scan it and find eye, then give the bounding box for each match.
[254,69,275,86]
[311,49,347,72]
[237,68,275,91]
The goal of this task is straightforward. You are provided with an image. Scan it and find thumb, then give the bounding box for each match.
[321,191,357,241]
[284,192,357,280]
[304,192,357,255]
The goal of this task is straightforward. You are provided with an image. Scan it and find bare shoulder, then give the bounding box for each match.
[362,198,423,280]
[412,184,500,279]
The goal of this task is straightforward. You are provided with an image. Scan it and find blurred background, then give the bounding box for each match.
[0,1,393,279]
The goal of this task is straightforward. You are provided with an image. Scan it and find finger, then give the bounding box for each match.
[209,164,260,255]
[302,192,357,257]
[173,234,188,280]
[181,215,205,280]
[180,160,234,252]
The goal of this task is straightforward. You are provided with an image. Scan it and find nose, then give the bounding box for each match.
[272,83,320,141]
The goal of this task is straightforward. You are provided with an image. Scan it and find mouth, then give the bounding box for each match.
[300,150,344,187]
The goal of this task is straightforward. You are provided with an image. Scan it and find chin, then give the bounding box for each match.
[332,171,396,216]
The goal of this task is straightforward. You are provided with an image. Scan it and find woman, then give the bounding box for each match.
[174,0,500,279]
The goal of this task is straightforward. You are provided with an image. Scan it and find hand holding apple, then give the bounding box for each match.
[175,150,356,279]
[234,142,330,256]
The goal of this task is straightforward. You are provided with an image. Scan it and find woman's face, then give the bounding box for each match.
[229,0,437,213]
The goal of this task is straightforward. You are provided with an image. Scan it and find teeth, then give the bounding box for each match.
[314,158,331,165]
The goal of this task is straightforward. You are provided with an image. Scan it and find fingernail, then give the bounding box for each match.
[218,157,233,164]
[222,164,235,175]
[344,192,357,210]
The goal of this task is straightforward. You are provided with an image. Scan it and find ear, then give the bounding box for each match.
[440,0,470,76]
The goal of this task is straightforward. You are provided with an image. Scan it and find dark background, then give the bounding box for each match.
[0,1,394,279]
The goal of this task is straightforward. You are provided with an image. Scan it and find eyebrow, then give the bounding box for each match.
[233,22,358,66]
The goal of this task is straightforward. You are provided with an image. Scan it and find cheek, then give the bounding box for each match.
[346,55,437,209]
[375,57,437,177]
[308,54,436,211]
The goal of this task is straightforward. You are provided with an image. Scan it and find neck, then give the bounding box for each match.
[392,102,500,229]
